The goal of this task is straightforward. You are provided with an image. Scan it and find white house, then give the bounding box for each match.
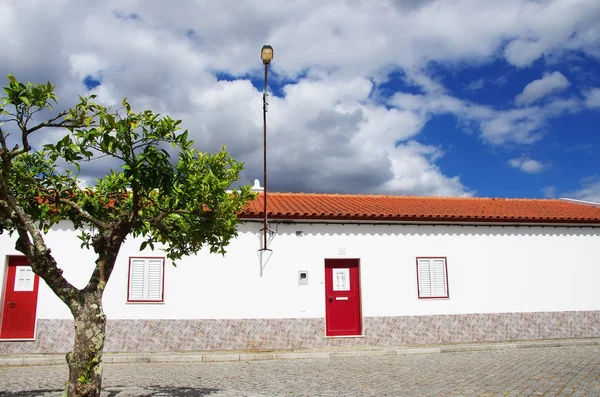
[1,193,600,354]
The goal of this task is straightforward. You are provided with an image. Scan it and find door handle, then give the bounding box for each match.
[8,302,15,308]
[328,296,333,303]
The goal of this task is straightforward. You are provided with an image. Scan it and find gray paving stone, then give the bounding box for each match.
[1,345,599,396]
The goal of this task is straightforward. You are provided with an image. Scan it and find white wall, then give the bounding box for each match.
[1,221,599,320]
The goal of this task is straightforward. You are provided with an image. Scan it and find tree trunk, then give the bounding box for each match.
[65,292,106,397]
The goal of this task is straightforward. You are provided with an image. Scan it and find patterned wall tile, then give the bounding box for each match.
[2,311,600,354]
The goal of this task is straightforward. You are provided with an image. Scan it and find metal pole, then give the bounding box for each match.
[262,63,268,251]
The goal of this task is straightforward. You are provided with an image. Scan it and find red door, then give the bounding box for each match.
[325,258,361,336]
[0,256,40,339]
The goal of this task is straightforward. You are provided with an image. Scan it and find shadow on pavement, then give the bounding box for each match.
[0,386,220,397]
[0,390,62,397]
[105,386,221,396]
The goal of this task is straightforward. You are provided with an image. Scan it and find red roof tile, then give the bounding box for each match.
[240,193,600,225]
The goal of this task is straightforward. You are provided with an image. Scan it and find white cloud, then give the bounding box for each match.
[584,88,600,108]
[565,177,600,203]
[514,72,570,106]
[69,53,107,82]
[0,0,598,196]
[479,108,546,145]
[508,157,549,174]
[502,0,600,67]
[464,78,485,91]
[381,141,473,196]
[541,186,556,199]
[390,92,579,146]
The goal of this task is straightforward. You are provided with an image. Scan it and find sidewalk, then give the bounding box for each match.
[1,337,599,367]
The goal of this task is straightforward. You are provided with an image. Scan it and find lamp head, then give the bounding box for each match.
[261,45,273,65]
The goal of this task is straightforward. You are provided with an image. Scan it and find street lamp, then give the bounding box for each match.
[260,45,273,253]
[261,45,273,65]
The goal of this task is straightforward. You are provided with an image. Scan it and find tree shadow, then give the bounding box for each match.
[104,386,221,396]
[0,386,220,397]
[0,390,62,397]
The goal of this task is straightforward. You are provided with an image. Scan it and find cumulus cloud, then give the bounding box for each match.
[0,0,598,197]
[381,141,473,196]
[514,72,570,106]
[502,1,600,67]
[390,92,578,146]
[564,176,600,203]
[507,157,549,174]
[584,88,600,108]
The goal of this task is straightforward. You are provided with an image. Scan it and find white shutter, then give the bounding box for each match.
[417,258,448,298]
[146,259,164,301]
[417,259,432,297]
[129,259,146,300]
[432,259,447,297]
[128,258,164,301]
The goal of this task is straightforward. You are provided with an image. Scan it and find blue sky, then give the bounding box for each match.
[400,55,600,198]
[1,0,599,200]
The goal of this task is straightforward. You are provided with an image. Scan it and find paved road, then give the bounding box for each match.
[1,345,599,396]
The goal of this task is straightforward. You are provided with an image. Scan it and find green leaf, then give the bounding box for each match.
[106,114,116,129]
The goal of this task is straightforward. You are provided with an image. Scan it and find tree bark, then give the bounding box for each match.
[65,291,106,397]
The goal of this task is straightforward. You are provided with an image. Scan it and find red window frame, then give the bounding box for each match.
[415,256,450,299]
[127,256,165,303]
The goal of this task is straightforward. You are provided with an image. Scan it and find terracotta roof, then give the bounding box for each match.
[240,193,600,225]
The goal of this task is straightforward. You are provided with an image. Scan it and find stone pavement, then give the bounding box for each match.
[1,340,599,396]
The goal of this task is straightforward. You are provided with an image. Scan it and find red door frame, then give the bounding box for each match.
[0,256,40,340]
[324,258,362,336]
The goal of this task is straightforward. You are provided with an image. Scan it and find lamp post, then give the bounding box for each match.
[260,45,273,252]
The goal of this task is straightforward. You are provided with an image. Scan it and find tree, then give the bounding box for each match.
[0,75,254,397]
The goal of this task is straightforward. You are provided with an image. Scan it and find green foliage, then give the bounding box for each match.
[0,74,257,397]
[77,351,99,385]
[0,74,255,262]
[2,73,57,114]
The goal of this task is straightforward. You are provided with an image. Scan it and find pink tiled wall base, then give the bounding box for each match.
[2,311,599,354]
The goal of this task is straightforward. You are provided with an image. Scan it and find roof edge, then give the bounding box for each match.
[559,198,600,208]
[239,215,600,227]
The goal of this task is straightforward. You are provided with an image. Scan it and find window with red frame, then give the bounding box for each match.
[416,257,449,299]
[128,257,164,302]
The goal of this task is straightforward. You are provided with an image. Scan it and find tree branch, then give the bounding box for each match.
[57,197,110,230]
[149,217,171,236]
[151,211,169,224]
[13,218,81,312]
[23,110,69,135]
[0,127,8,154]
[86,216,132,293]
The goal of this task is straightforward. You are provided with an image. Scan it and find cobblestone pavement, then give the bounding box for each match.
[1,345,599,396]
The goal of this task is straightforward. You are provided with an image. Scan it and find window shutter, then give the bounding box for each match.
[128,258,164,302]
[129,259,146,301]
[146,259,164,301]
[432,259,447,297]
[417,259,432,297]
[417,258,448,298]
